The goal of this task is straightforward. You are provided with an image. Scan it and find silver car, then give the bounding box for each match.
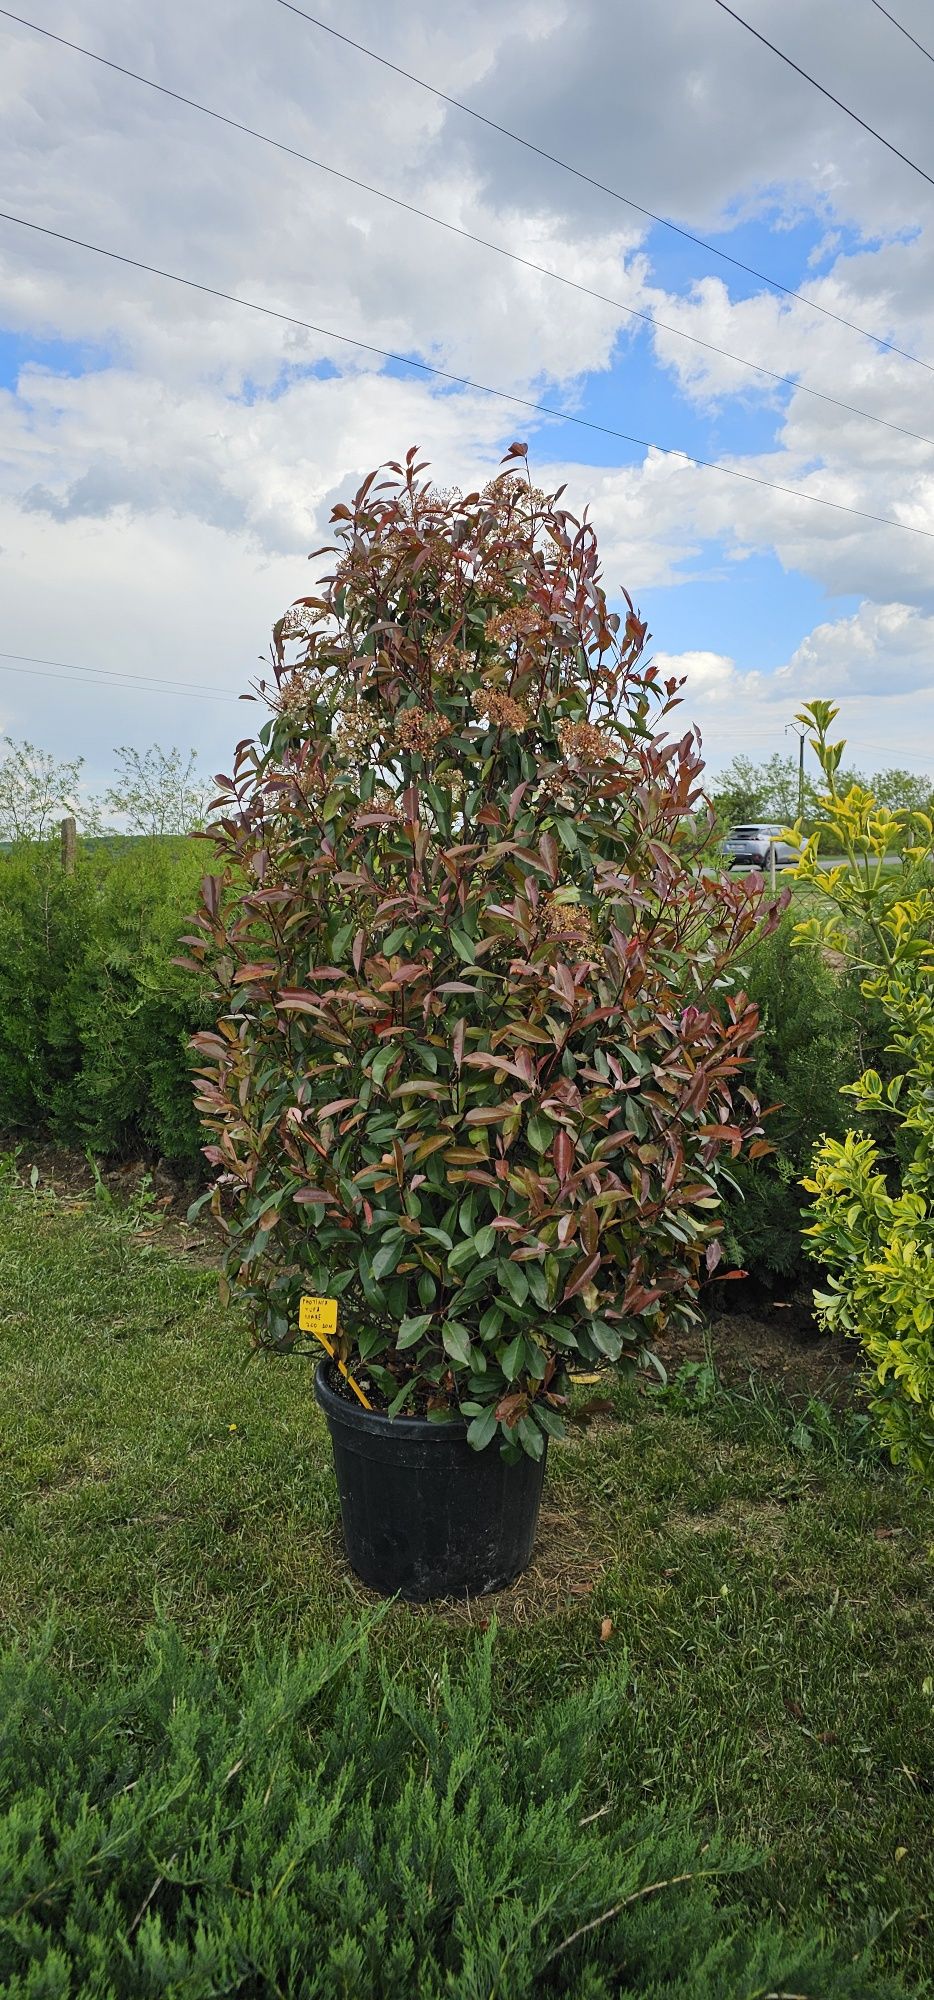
[722,822,797,870]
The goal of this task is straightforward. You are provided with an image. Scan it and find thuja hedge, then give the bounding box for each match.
[719,911,891,1286]
[0,837,210,1168]
[0,1622,903,2000]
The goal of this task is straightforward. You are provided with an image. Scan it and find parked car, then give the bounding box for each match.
[722,822,797,870]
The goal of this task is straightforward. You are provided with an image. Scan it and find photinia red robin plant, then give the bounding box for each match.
[186,445,775,1458]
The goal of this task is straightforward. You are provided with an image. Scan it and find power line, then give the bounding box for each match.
[713,0,934,191]
[6,654,930,772]
[702,722,934,769]
[0,650,243,702]
[870,0,934,66]
[702,716,934,762]
[4,205,934,544]
[0,647,238,698]
[272,0,934,378]
[4,9,934,454]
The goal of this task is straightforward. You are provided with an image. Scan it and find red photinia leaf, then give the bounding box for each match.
[563,1252,601,1302]
[508,781,529,822]
[539,832,559,884]
[200,874,222,919]
[495,1391,526,1425]
[463,1051,530,1085]
[233,963,277,984]
[622,1282,664,1312]
[580,1204,599,1257]
[553,1130,574,1181]
[190,1032,228,1057]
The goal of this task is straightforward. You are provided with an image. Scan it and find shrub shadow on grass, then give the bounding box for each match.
[325,1491,617,1628]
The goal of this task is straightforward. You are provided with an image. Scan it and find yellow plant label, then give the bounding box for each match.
[299,1295,339,1336]
[298,1296,372,1409]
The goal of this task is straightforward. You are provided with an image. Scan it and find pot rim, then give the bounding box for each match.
[314,1357,470,1441]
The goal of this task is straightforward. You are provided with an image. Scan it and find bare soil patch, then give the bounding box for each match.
[657,1286,856,1404]
[4,1140,223,1265]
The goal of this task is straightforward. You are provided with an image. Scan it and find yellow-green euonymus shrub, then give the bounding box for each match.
[791,700,934,1480]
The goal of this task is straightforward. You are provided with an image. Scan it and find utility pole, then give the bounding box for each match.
[785,723,808,822]
[60,815,77,875]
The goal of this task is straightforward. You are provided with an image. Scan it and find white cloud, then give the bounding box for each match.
[5,363,525,551]
[654,648,758,703]
[3,0,934,784]
[0,0,642,393]
[778,600,934,697]
[447,0,934,244]
[656,600,934,777]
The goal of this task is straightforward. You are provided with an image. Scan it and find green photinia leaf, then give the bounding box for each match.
[442,1321,473,1368]
[466,1408,498,1451]
[501,1261,529,1307]
[500,1335,525,1382]
[397,1315,433,1350]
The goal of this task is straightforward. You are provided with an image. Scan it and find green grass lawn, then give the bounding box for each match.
[2,1179,933,1991]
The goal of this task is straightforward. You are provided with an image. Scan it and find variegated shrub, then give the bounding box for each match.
[794,700,934,1481]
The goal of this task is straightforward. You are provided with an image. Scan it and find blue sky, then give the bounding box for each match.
[0,330,112,387]
[2,0,934,797]
[519,208,867,679]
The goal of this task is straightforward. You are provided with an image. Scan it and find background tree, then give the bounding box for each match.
[711,750,868,832]
[869,767,932,815]
[711,752,814,827]
[105,745,211,838]
[709,754,765,826]
[0,737,102,842]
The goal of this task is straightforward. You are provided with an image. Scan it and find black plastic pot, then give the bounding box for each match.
[314,1362,547,1601]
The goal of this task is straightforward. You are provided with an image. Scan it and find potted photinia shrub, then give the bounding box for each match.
[187,446,773,1600]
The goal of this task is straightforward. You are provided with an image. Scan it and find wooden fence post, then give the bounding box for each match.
[60,816,77,875]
